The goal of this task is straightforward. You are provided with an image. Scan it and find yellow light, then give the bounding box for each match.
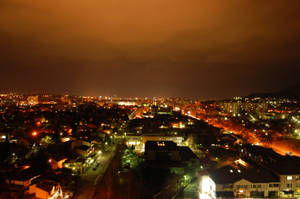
[68,129,72,134]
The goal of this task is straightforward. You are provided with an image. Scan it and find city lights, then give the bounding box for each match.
[0,93,299,198]
[0,0,299,197]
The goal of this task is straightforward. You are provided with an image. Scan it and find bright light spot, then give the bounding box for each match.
[199,175,216,199]
[118,101,136,106]
[62,137,70,142]
[68,129,72,134]
[157,142,165,147]
[234,159,248,168]
[174,107,180,111]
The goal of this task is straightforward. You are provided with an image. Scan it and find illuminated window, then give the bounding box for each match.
[287,176,293,180]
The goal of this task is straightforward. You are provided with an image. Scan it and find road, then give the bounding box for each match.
[91,142,133,199]
[184,111,300,157]
[75,144,117,199]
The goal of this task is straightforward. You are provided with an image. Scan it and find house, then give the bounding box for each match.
[209,164,280,198]
[75,145,91,156]
[28,180,63,199]
[238,145,300,198]
[64,157,86,174]
[5,168,40,188]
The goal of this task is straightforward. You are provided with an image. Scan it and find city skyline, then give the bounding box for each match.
[1,1,300,198]
[1,0,300,98]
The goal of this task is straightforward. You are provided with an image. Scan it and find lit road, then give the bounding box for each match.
[75,145,117,199]
[183,110,300,157]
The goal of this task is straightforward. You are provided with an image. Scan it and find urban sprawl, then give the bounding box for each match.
[0,93,299,199]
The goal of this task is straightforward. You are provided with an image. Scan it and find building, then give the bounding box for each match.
[64,157,86,174]
[126,134,184,153]
[274,157,300,198]
[209,165,280,198]
[280,174,300,197]
[27,96,39,106]
[28,180,63,199]
[145,141,180,162]
[144,141,198,170]
[198,171,216,199]
[5,168,40,189]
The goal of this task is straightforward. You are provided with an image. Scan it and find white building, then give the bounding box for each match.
[209,165,280,198]
[232,179,280,198]
[198,172,216,199]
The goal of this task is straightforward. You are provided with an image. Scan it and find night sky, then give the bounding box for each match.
[0,0,300,99]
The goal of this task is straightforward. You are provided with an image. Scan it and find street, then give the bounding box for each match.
[75,144,117,199]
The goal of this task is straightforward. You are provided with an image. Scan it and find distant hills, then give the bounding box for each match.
[247,85,300,99]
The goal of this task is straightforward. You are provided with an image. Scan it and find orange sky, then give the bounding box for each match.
[0,0,300,97]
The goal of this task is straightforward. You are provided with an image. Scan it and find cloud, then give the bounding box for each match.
[0,0,300,97]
